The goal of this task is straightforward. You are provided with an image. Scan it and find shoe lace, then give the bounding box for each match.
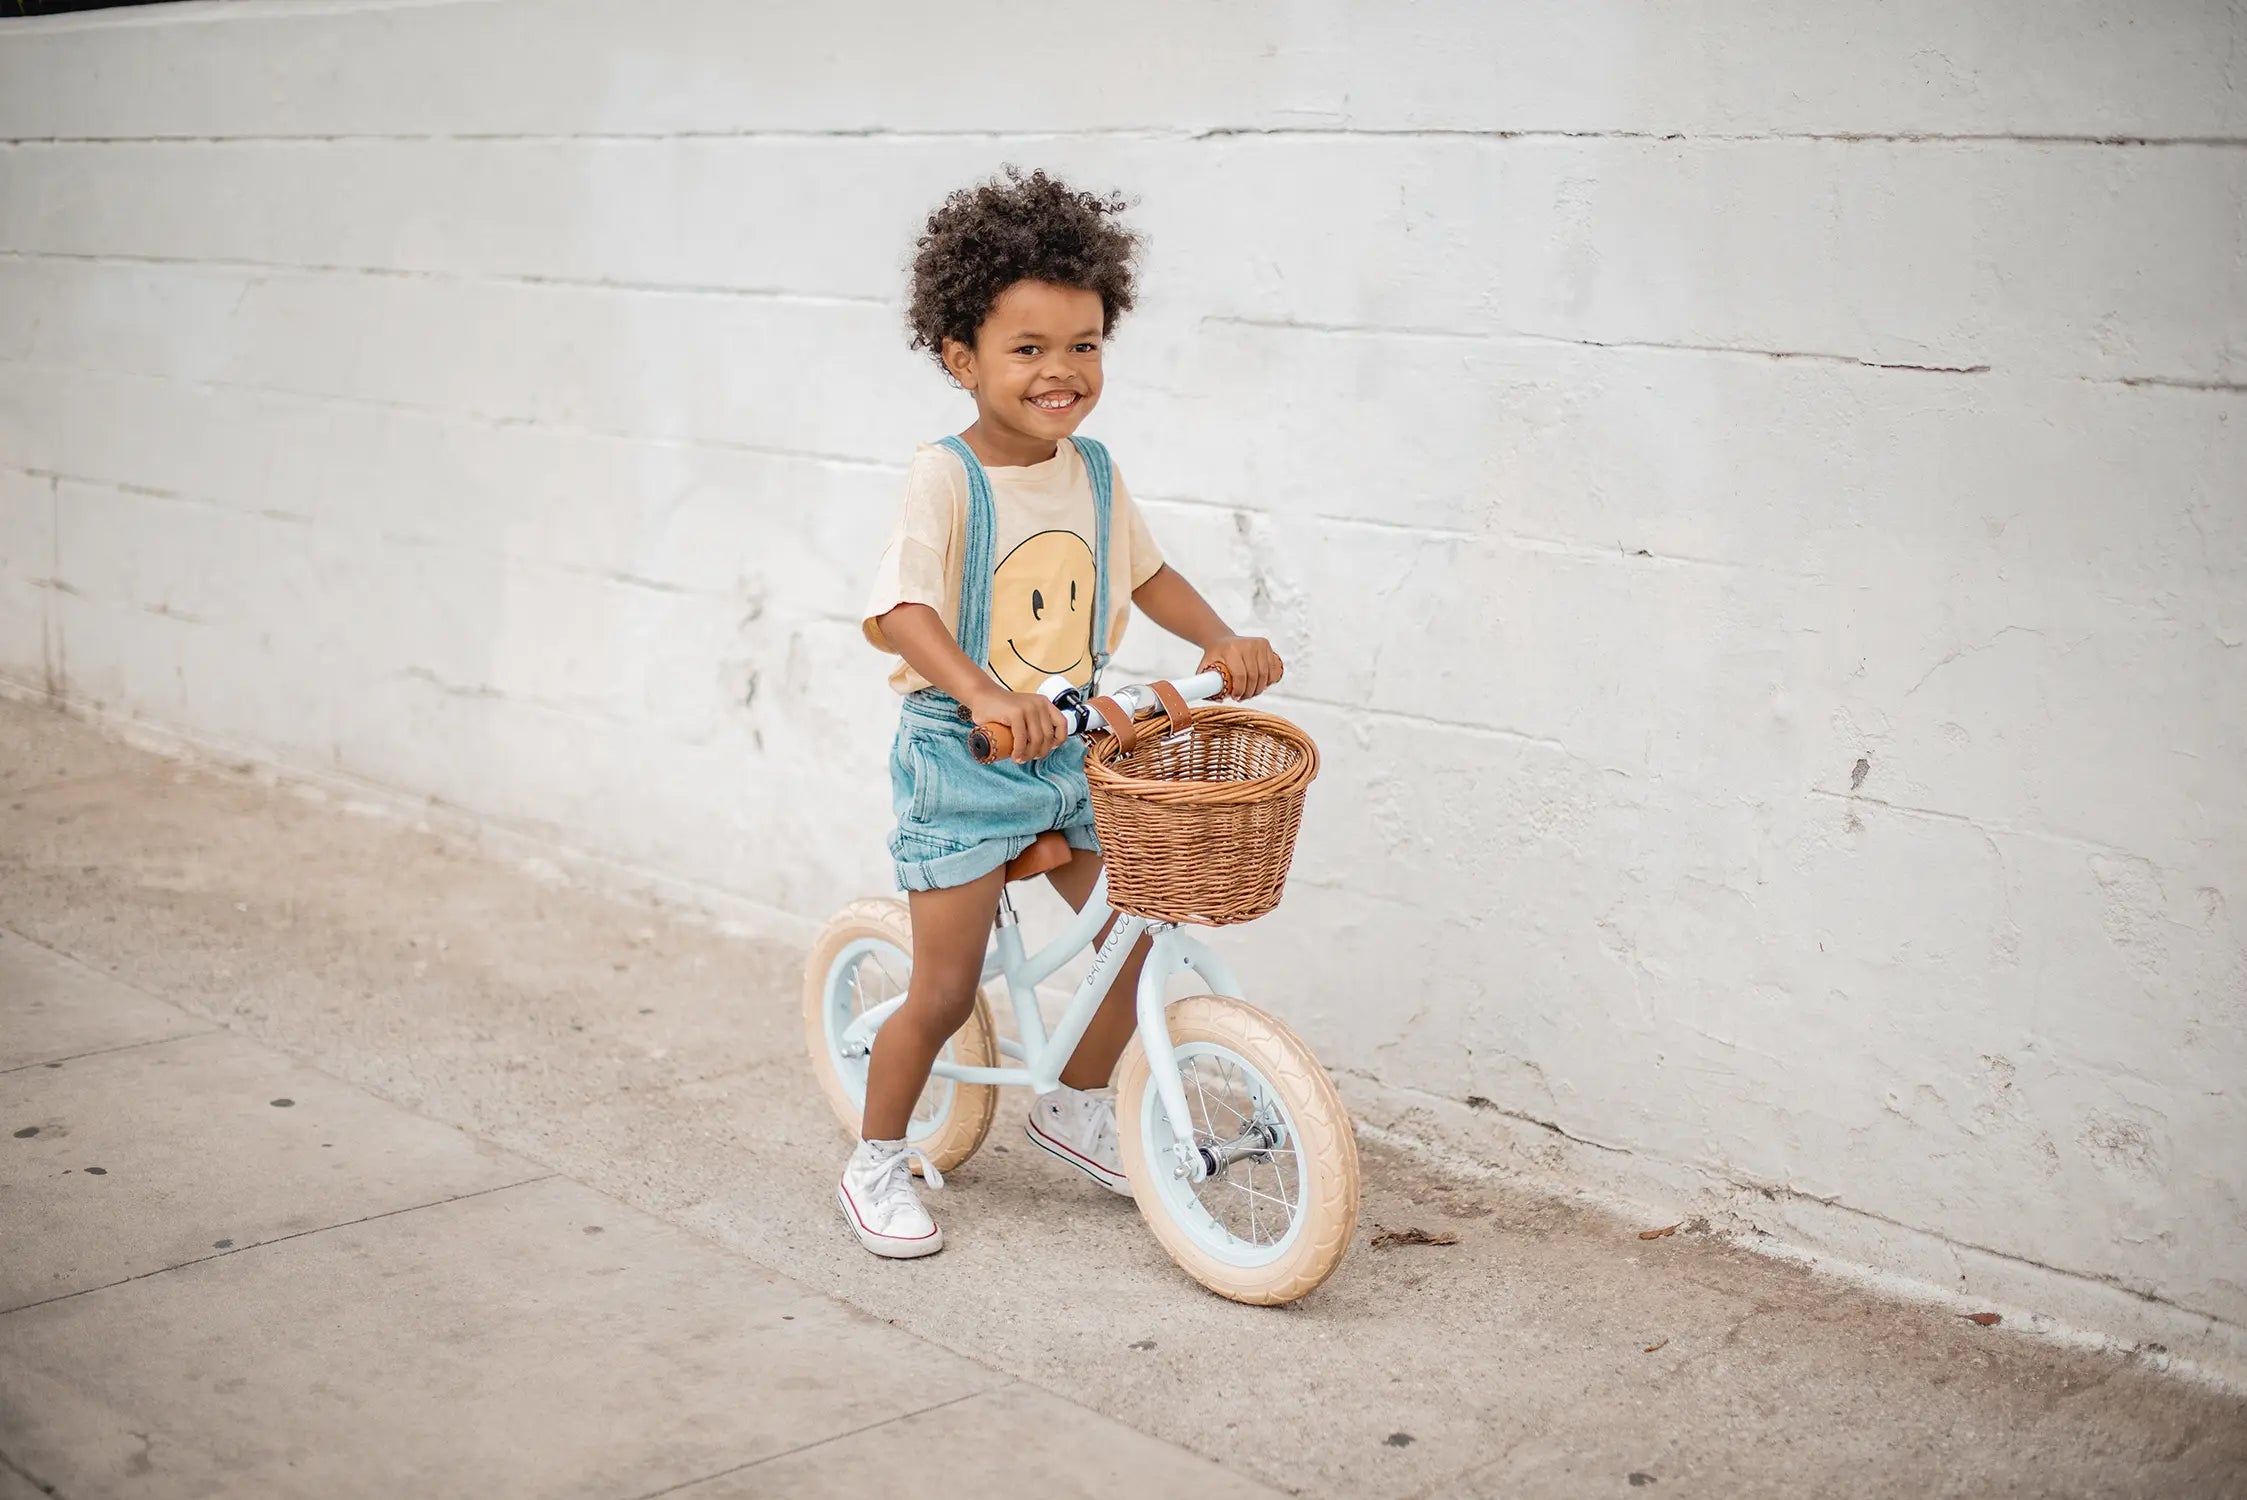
[862,1143,942,1229]
[1083,1089,1119,1157]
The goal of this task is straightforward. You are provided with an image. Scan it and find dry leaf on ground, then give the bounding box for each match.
[1962,1311,2002,1326]
[1643,1338,1670,1353]
[1638,1222,1682,1241]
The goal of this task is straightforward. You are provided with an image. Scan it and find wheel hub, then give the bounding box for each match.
[1195,1119,1286,1178]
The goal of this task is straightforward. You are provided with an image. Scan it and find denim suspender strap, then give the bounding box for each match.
[1068,435,1116,686]
[935,435,999,672]
[936,434,1113,688]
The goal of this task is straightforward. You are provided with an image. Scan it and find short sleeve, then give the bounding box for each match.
[862,449,961,653]
[1111,463,1166,590]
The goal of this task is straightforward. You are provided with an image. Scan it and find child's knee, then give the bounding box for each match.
[908,973,982,1031]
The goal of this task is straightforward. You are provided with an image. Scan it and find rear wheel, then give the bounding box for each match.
[802,898,998,1174]
[1115,995,1359,1305]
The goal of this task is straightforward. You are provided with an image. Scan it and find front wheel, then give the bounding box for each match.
[1115,995,1360,1305]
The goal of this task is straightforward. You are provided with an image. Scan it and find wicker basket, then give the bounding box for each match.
[1084,703,1319,926]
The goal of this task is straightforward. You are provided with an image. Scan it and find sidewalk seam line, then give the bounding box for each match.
[0,1029,218,1075]
[0,1173,556,1318]
[2,923,210,1012]
[618,1384,1008,1500]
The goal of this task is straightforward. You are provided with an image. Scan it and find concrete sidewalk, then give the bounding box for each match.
[3,698,2245,1499]
[0,933,1280,1499]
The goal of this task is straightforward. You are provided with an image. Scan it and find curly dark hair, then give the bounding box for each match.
[907,167,1140,367]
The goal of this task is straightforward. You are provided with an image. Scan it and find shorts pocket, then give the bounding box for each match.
[904,733,943,826]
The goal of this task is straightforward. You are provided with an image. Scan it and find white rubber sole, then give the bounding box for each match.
[836,1183,944,1259]
[1024,1116,1133,1197]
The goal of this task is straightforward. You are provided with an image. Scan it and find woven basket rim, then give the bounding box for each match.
[1083,703,1320,802]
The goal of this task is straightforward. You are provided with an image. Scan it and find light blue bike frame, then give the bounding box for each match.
[837,870,1243,1182]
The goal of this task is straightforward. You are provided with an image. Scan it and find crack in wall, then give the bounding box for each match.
[1206,312,1997,377]
[1905,624,2045,697]
[2114,375,2247,394]
[1350,1067,1633,1154]
[0,248,891,310]
[1807,786,2150,861]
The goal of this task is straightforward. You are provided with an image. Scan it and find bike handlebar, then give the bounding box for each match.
[969,666,1233,764]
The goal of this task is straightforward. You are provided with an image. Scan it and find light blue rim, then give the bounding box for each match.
[1138,1039,1308,1269]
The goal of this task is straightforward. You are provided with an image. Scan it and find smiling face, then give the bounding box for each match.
[942,280,1106,467]
[987,529,1097,692]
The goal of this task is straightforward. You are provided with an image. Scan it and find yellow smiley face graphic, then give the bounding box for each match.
[987,529,1097,692]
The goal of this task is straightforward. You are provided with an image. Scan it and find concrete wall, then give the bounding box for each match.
[2,0,2241,1376]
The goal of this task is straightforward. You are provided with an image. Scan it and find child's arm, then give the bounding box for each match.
[877,603,1072,763]
[1132,566,1285,699]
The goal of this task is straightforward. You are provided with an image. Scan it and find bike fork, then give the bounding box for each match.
[1135,923,1211,1183]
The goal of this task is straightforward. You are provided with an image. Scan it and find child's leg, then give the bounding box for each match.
[860,866,1006,1141]
[1044,849,1152,1090]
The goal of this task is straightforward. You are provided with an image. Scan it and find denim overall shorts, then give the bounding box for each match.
[887,434,1116,892]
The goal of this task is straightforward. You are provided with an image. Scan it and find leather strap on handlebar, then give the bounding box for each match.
[1149,680,1194,737]
[1087,695,1138,754]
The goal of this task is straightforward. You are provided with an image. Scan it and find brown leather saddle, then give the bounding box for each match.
[1003,829,1075,884]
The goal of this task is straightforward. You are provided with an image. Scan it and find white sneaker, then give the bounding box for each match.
[837,1138,944,1258]
[1025,1086,1132,1196]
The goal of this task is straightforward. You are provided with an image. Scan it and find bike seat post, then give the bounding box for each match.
[994,886,1020,930]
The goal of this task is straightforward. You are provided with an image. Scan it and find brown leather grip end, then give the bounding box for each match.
[1087,696,1138,754]
[1149,680,1194,737]
[971,722,1013,764]
[1212,660,1237,699]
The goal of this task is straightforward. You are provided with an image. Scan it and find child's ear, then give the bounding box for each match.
[941,338,978,391]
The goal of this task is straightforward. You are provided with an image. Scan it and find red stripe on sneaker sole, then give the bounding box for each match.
[1025,1118,1130,1190]
[836,1178,939,1244]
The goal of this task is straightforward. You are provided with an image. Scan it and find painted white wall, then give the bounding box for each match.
[2,0,2241,1377]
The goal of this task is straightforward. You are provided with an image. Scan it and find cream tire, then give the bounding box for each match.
[1116,995,1360,1305]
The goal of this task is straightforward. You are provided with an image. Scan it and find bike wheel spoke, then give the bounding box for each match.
[1188,1059,1221,1142]
[1208,1060,1252,1130]
[1228,1174,1292,1222]
[1271,1151,1298,1213]
[1185,1061,1294,1243]
[1166,1046,1313,1255]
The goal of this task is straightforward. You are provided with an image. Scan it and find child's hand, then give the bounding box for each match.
[1201,636,1284,700]
[968,689,1071,763]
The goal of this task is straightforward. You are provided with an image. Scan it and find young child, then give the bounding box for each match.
[846,168,1284,1257]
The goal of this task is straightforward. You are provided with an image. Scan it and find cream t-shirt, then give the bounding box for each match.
[863,440,1166,696]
